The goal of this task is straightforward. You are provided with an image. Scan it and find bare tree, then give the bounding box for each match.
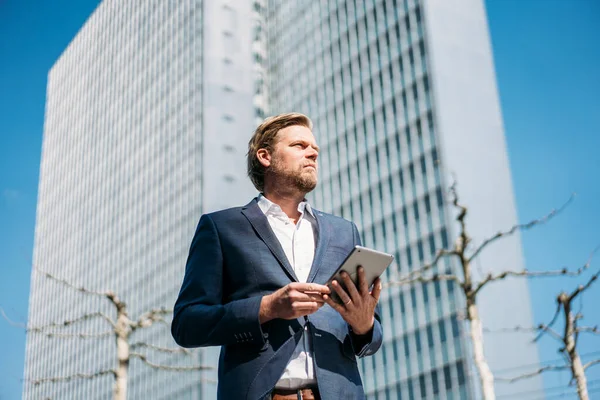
[2,268,213,400]
[385,183,587,400]
[494,263,600,400]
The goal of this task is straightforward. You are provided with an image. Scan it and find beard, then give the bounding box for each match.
[269,156,318,194]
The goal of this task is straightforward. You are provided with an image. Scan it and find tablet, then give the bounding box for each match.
[325,245,394,304]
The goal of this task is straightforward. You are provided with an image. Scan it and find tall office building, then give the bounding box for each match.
[264,0,543,399]
[23,0,257,398]
[25,0,544,399]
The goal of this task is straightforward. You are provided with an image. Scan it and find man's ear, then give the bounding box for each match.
[257,148,271,168]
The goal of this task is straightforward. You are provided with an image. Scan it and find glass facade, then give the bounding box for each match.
[264,0,542,399]
[265,1,471,398]
[23,0,257,399]
[25,0,543,399]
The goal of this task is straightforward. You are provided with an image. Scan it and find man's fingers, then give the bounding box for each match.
[331,280,352,305]
[291,291,325,303]
[323,294,345,314]
[340,272,360,302]
[294,282,330,294]
[291,302,322,313]
[357,266,369,294]
[306,294,326,303]
[371,277,383,302]
[292,303,324,318]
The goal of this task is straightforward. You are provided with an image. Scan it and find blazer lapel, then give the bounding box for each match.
[307,209,330,283]
[241,199,299,282]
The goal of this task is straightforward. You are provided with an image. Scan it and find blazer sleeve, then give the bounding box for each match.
[171,214,266,348]
[349,221,383,357]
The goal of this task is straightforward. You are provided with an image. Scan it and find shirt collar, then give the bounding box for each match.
[257,194,315,219]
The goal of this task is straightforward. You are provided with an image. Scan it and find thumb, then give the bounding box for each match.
[371,278,383,302]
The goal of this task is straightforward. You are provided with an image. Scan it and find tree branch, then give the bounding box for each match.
[401,249,456,280]
[385,273,461,288]
[576,326,600,335]
[568,262,600,302]
[130,342,191,355]
[473,267,588,296]
[35,268,110,298]
[0,306,26,328]
[534,302,561,342]
[130,352,214,372]
[583,359,600,371]
[40,330,113,339]
[495,365,569,383]
[468,194,574,263]
[482,325,563,342]
[535,324,565,343]
[27,369,116,385]
[132,308,172,330]
[28,311,115,332]
[449,180,469,255]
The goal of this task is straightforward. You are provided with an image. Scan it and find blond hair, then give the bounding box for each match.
[247,112,313,191]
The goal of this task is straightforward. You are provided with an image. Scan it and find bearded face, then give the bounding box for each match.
[269,151,318,194]
[263,125,319,195]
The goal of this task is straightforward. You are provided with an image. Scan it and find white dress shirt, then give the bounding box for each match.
[257,194,318,389]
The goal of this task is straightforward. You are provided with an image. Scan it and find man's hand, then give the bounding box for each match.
[323,266,382,335]
[259,282,330,324]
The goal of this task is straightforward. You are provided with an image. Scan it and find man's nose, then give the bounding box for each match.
[307,147,318,161]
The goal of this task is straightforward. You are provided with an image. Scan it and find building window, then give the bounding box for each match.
[451,314,460,338]
[447,280,455,295]
[432,370,439,394]
[440,227,449,249]
[444,365,452,390]
[382,343,387,365]
[427,325,434,347]
[439,320,447,342]
[456,360,466,385]
[400,293,406,313]
[428,233,435,255]
[436,187,444,207]
[419,374,426,398]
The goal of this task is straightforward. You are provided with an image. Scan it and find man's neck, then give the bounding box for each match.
[261,188,306,223]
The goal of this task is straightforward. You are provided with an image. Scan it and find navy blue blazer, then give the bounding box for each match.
[171,198,383,400]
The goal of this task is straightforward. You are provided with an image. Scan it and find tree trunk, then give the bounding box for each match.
[570,353,589,400]
[113,332,129,400]
[467,301,496,400]
[113,308,130,400]
[562,297,588,400]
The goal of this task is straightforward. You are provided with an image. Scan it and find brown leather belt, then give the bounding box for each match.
[271,387,320,400]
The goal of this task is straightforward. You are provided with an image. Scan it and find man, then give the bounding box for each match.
[172,113,383,400]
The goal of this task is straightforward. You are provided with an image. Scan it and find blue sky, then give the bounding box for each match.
[0,1,598,399]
